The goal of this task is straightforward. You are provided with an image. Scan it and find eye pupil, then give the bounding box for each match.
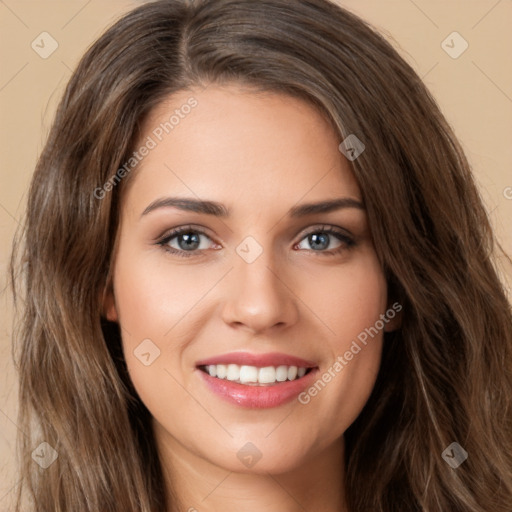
[178,232,200,250]
[309,233,329,250]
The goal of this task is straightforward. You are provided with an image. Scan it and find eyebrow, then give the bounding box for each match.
[140,196,364,218]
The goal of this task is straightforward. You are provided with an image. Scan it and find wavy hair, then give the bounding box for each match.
[11,0,512,510]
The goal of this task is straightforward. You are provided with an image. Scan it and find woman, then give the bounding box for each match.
[11,0,512,510]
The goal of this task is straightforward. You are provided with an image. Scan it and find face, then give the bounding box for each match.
[104,84,398,476]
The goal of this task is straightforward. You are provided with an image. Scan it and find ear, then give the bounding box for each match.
[101,280,118,322]
[383,300,403,333]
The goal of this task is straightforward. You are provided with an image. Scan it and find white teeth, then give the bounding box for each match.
[258,366,276,384]
[287,366,298,380]
[226,364,240,381]
[216,364,227,379]
[239,365,258,384]
[203,364,311,385]
[275,365,288,382]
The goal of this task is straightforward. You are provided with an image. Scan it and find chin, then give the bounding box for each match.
[201,433,316,475]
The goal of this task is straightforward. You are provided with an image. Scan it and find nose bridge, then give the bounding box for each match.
[234,234,283,304]
[221,234,298,332]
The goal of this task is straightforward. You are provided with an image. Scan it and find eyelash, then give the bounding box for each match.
[156,224,356,258]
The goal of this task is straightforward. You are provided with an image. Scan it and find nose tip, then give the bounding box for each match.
[221,255,299,334]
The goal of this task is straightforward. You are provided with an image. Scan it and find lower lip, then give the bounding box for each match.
[197,368,318,409]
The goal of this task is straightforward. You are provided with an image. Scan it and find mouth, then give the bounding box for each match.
[195,352,319,408]
[197,363,315,386]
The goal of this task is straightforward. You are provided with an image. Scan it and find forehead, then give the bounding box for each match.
[123,84,361,213]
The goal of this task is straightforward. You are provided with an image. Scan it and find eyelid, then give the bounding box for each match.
[297,224,353,240]
[156,224,216,242]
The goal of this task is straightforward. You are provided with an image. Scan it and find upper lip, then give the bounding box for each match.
[195,351,317,368]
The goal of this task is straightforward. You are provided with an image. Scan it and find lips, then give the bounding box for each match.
[195,351,317,368]
[195,351,319,409]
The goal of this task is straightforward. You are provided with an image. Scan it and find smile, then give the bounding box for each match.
[198,364,312,385]
[195,352,319,408]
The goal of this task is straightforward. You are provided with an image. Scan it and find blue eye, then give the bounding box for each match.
[157,226,215,257]
[295,227,355,255]
[157,225,355,258]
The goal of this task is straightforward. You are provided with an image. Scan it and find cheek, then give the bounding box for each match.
[295,251,387,434]
[111,251,195,437]
[299,250,388,348]
[109,244,219,421]
[111,246,216,340]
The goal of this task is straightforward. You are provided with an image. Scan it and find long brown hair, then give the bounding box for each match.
[11,0,512,510]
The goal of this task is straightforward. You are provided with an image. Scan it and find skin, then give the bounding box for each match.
[104,84,400,512]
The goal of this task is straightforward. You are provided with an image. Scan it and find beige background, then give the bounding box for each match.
[1,0,511,507]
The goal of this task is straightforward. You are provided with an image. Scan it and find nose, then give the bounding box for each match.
[221,246,299,334]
